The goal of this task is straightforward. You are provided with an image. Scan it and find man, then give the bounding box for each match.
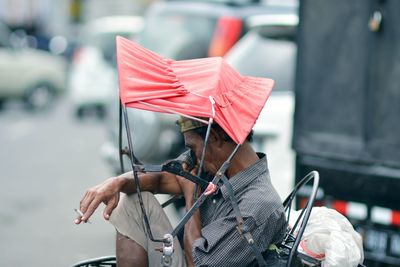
[75,117,287,267]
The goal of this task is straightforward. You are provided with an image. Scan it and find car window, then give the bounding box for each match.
[225,25,296,92]
[257,24,296,42]
[137,13,216,60]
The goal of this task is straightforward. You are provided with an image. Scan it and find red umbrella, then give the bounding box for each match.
[116,36,274,144]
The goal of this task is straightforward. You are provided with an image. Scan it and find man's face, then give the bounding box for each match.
[183,131,219,178]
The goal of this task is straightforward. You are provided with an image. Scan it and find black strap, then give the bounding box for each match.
[132,161,210,190]
[162,161,209,190]
[220,176,267,267]
[161,195,183,208]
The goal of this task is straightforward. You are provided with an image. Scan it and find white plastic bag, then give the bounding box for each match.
[288,206,364,267]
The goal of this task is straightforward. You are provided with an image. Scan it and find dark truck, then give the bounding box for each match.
[293,1,400,266]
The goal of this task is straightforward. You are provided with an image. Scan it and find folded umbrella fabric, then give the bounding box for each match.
[116,36,274,144]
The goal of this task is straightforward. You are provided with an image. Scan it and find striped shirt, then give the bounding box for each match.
[192,153,287,267]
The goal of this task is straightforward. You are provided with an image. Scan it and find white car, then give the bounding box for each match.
[68,16,143,119]
[0,21,67,110]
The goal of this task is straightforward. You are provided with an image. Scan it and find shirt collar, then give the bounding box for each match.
[220,153,268,199]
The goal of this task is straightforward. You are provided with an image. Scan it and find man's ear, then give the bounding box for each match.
[209,127,225,147]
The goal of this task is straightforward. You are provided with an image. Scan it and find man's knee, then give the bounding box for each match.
[140,191,161,210]
[109,192,171,251]
[121,191,159,209]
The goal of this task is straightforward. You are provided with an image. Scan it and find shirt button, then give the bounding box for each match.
[212,199,217,204]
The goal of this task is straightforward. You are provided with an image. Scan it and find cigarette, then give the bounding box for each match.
[74,208,92,224]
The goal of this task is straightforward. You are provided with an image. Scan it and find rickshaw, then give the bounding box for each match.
[72,37,364,267]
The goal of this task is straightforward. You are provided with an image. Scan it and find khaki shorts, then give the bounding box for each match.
[109,192,187,267]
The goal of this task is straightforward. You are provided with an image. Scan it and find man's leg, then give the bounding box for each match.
[109,192,186,267]
[116,231,148,267]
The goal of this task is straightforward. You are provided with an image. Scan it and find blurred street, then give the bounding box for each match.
[0,0,297,265]
[0,99,115,266]
[4,0,396,266]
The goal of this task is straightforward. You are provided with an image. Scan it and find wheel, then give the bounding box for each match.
[24,83,55,110]
[71,255,116,267]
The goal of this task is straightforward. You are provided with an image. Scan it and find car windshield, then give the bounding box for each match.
[137,13,216,60]
[225,25,296,92]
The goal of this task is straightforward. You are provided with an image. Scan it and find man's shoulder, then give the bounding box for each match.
[241,184,283,210]
[239,182,284,222]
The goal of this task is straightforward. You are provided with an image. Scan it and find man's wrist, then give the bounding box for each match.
[185,196,195,210]
[114,175,133,194]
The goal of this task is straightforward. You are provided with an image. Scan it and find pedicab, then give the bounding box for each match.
[72,37,364,267]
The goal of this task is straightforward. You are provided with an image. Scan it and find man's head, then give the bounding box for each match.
[176,117,253,143]
[176,117,253,177]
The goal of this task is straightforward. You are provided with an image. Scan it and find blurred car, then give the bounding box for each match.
[0,21,67,110]
[224,12,298,197]
[68,16,144,119]
[102,1,298,174]
[137,0,297,59]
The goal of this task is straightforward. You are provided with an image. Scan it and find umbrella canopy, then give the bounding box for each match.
[116,36,274,144]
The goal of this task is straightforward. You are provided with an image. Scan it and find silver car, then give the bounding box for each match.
[0,21,67,110]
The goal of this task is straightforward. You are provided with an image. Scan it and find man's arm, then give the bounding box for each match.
[183,200,202,267]
[118,170,183,195]
[75,170,182,224]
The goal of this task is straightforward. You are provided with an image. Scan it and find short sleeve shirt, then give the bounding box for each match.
[192,153,287,267]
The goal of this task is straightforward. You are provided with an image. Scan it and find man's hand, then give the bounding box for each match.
[176,163,198,202]
[74,177,124,224]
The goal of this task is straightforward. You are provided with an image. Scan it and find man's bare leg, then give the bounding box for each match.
[116,231,148,267]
